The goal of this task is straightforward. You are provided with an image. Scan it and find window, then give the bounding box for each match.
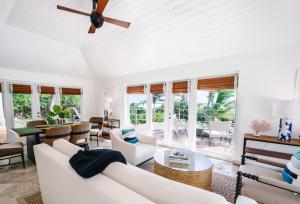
[39,86,55,119]
[12,84,32,128]
[150,83,165,138]
[60,88,82,118]
[196,76,237,156]
[172,81,189,146]
[127,85,147,132]
[0,83,7,142]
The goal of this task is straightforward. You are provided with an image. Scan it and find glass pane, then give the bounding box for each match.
[0,93,7,142]
[196,89,236,156]
[172,93,189,147]
[40,94,54,119]
[152,93,165,139]
[13,93,32,128]
[128,94,147,132]
[61,95,81,112]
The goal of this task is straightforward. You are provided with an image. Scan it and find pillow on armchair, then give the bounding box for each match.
[282,151,300,186]
[121,128,139,144]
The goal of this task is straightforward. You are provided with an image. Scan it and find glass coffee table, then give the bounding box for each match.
[154,149,213,191]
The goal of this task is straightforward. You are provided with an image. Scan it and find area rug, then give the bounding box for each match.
[21,162,236,204]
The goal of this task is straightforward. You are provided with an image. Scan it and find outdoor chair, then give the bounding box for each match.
[44,126,71,147]
[172,114,188,138]
[69,122,91,149]
[205,121,232,145]
[0,142,25,169]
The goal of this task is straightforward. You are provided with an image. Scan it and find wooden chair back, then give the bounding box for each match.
[44,126,71,147]
[69,122,91,144]
[89,117,103,129]
[26,120,47,128]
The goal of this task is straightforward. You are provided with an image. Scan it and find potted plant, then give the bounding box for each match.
[47,105,72,126]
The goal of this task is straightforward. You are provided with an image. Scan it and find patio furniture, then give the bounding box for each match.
[70,107,81,121]
[0,142,25,169]
[110,129,157,166]
[44,126,71,147]
[89,117,103,146]
[206,121,232,145]
[172,114,188,138]
[69,122,91,149]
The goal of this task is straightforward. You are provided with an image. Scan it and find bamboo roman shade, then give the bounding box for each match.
[197,76,236,90]
[11,84,32,94]
[172,81,188,93]
[0,83,2,92]
[150,83,165,94]
[61,87,82,95]
[127,85,145,94]
[40,86,55,94]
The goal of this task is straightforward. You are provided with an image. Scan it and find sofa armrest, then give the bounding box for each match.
[235,196,257,204]
[137,133,157,146]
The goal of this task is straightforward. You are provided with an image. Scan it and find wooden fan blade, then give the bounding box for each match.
[88,24,96,33]
[96,0,109,14]
[104,17,130,28]
[57,5,90,16]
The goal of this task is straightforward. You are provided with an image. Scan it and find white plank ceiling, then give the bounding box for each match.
[0,0,300,79]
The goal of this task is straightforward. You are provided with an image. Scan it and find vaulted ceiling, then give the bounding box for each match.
[1,0,300,79]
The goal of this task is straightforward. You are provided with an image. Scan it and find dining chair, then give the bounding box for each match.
[44,126,71,147]
[69,122,91,149]
[26,119,48,142]
[89,117,103,146]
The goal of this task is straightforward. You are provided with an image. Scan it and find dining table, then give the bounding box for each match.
[10,122,76,164]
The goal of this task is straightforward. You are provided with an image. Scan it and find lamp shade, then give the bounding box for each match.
[272,100,300,119]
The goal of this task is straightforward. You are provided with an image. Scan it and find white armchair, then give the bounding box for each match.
[110,129,157,166]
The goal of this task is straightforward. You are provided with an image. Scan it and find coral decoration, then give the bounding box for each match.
[250,120,271,136]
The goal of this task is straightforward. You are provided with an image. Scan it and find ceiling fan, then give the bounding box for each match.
[57,0,130,34]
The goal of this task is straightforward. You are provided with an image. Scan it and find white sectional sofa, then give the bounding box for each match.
[34,139,256,204]
[110,129,157,165]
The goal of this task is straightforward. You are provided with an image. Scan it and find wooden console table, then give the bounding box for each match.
[242,133,300,166]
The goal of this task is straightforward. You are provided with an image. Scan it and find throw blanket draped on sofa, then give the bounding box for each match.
[70,149,127,178]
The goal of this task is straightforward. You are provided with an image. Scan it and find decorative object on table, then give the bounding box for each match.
[47,105,71,126]
[250,120,271,136]
[272,100,300,141]
[169,149,189,165]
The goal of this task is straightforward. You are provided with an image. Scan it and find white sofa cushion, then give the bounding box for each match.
[103,162,227,204]
[53,139,82,157]
[34,144,155,204]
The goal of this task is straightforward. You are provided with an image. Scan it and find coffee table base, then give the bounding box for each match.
[154,161,212,191]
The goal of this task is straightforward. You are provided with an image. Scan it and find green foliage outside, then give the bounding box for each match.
[47,104,71,125]
[197,90,236,127]
[174,94,189,122]
[12,93,32,120]
[152,94,165,123]
[129,103,147,125]
[60,95,81,113]
[40,94,53,119]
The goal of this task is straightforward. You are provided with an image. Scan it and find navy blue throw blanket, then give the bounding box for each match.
[69,149,127,178]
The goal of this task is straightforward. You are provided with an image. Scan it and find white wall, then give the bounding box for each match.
[96,43,300,161]
[0,67,98,123]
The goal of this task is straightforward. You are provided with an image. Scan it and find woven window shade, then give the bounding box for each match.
[127,85,145,94]
[172,81,188,93]
[12,84,32,94]
[150,83,164,94]
[40,86,55,95]
[61,87,82,95]
[197,76,235,90]
[0,83,2,92]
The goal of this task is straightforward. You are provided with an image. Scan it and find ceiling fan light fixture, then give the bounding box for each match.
[90,10,104,28]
